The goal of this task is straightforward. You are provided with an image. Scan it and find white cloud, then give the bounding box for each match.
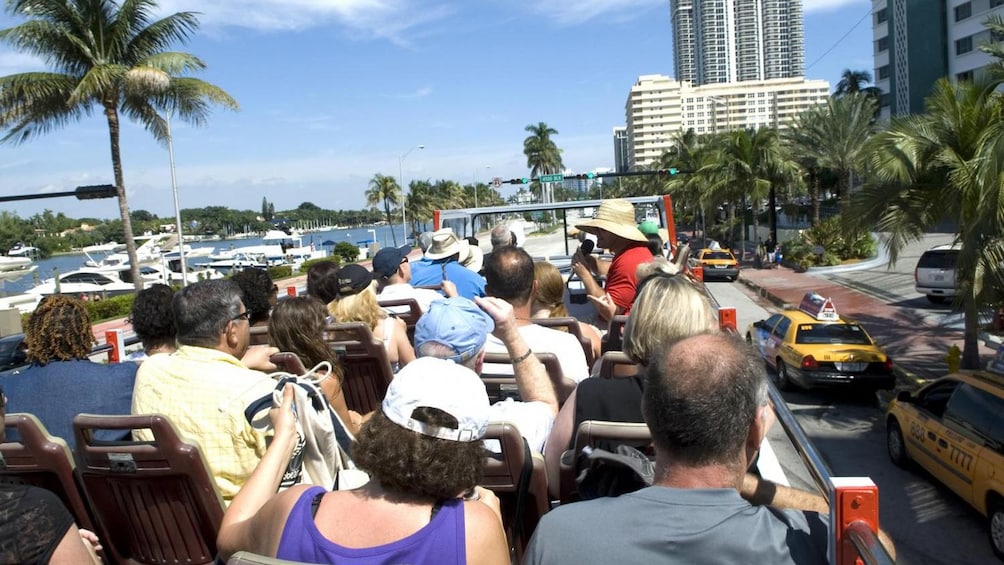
[527,0,663,26]
[155,0,454,45]
[803,0,868,13]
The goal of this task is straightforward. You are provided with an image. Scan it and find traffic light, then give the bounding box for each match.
[74,184,118,200]
[655,168,681,176]
[569,172,597,180]
[504,178,530,185]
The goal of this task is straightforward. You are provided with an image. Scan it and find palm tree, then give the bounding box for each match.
[523,122,564,203]
[404,179,433,235]
[366,174,401,246]
[0,0,238,290]
[847,78,1004,369]
[834,69,882,101]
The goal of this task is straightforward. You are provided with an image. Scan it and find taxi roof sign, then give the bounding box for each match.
[798,292,839,322]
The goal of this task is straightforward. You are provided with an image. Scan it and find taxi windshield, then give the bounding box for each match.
[795,323,873,345]
[704,252,734,260]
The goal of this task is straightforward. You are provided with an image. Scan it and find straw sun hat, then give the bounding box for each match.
[576,199,648,243]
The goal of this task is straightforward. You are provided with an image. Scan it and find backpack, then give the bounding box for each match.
[245,362,360,490]
[575,444,654,500]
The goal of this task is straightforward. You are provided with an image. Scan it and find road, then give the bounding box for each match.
[706,280,993,564]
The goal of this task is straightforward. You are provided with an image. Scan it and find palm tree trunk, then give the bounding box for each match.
[384,200,397,246]
[811,172,821,226]
[104,103,143,293]
[962,290,982,370]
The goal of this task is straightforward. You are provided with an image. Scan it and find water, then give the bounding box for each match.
[0,222,412,295]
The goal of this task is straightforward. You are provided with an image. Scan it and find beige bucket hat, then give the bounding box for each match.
[576,199,648,243]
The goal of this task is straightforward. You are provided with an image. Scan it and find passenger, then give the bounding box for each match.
[328,264,415,371]
[461,237,485,273]
[490,224,517,249]
[268,297,360,435]
[482,246,589,383]
[571,199,654,321]
[414,296,558,452]
[305,260,340,305]
[216,359,509,565]
[544,258,717,486]
[372,244,455,313]
[527,335,838,564]
[409,228,486,299]
[0,387,104,564]
[132,279,278,502]
[0,295,137,449]
[126,283,177,361]
[530,261,602,364]
[231,268,277,326]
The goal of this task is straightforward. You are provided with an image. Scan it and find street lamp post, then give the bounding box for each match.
[165,110,188,286]
[399,144,425,244]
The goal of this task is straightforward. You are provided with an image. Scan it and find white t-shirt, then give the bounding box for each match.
[488,399,555,453]
[378,283,444,314]
[484,323,590,383]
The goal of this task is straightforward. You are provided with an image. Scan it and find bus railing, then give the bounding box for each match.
[716,307,893,565]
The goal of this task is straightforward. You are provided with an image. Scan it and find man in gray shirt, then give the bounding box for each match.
[526,334,893,564]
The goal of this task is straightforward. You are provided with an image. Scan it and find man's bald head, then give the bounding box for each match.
[642,333,767,469]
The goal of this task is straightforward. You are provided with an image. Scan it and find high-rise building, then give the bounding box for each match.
[613,127,631,173]
[624,74,829,169]
[670,0,805,86]
[873,0,1004,118]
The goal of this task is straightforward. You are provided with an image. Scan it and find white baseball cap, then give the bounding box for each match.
[381,357,490,442]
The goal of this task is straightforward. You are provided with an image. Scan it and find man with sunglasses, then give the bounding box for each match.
[372,244,456,314]
[132,279,279,502]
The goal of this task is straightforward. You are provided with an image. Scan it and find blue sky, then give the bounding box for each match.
[0,0,875,220]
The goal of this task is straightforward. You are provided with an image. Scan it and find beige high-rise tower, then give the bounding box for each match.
[670,0,805,85]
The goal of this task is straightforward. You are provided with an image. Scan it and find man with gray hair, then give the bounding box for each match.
[414,296,558,452]
[490,223,517,249]
[132,279,278,502]
[526,334,856,564]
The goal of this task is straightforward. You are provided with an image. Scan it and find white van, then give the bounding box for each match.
[915,244,960,303]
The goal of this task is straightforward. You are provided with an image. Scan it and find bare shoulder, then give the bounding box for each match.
[463,501,509,565]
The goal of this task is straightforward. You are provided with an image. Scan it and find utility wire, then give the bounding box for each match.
[806,8,873,71]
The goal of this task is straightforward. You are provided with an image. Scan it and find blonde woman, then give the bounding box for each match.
[531,261,602,363]
[544,257,720,488]
[328,264,415,371]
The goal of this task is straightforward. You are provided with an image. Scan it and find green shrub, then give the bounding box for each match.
[333,242,359,263]
[84,293,135,323]
[267,265,293,280]
[781,215,876,270]
[299,257,339,274]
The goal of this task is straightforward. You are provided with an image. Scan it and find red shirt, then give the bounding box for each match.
[605,244,654,315]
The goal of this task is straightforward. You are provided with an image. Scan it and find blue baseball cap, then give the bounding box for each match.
[415,297,495,363]
[372,245,411,279]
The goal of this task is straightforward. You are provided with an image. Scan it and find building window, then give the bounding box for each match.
[875,8,887,24]
[993,0,1003,8]
[956,36,973,55]
[878,65,890,80]
[954,2,971,21]
[876,36,889,53]
[957,70,974,82]
[880,93,890,107]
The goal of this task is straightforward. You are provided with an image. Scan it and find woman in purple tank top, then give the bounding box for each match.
[217,357,510,564]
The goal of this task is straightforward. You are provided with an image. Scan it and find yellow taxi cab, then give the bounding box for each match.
[693,248,739,281]
[886,348,1004,558]
[745,292,895,392]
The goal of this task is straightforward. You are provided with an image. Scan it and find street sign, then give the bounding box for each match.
[492,177,502,188]
[539,173,564,183]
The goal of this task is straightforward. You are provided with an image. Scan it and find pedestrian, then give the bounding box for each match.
[765,237,776,264]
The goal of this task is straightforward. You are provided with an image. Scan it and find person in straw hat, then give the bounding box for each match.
[409,228,486,300]
[571,199,654,320]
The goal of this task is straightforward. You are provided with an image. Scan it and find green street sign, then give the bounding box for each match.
[539,173,564,183]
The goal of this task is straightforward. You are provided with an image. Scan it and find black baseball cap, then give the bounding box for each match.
[372,245,411,279]
[336,264,373,296]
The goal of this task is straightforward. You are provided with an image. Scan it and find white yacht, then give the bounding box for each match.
[27,267,135,298]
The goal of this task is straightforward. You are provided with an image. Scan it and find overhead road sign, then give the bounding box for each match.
[539,173,564,183]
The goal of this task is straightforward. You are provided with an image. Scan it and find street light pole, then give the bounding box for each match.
[399,144,425,244]
[165,110,188,286]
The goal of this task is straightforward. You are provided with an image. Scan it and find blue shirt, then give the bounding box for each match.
[409,258,485,300]
[1,359,137,448]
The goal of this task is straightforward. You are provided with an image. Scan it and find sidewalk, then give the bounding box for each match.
[737,264,998,385]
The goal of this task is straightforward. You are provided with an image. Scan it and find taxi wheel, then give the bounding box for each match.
[989,500,1004,559]
[886,420,909,468]
[776,360,792,391]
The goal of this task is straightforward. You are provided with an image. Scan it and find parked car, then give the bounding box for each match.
[915,244,960,303]
[692,248,739,281]
[0,333,27,371]
[745,292,895,392]
[886,356,1004,558]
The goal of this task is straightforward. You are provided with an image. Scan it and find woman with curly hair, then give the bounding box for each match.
[328,264,414,371]
[218,357,509,564]
[268,297,360,435]
[126,284,177,361]
[0,295,136,448]
[232,268,277,326]
[531,261,602,363]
